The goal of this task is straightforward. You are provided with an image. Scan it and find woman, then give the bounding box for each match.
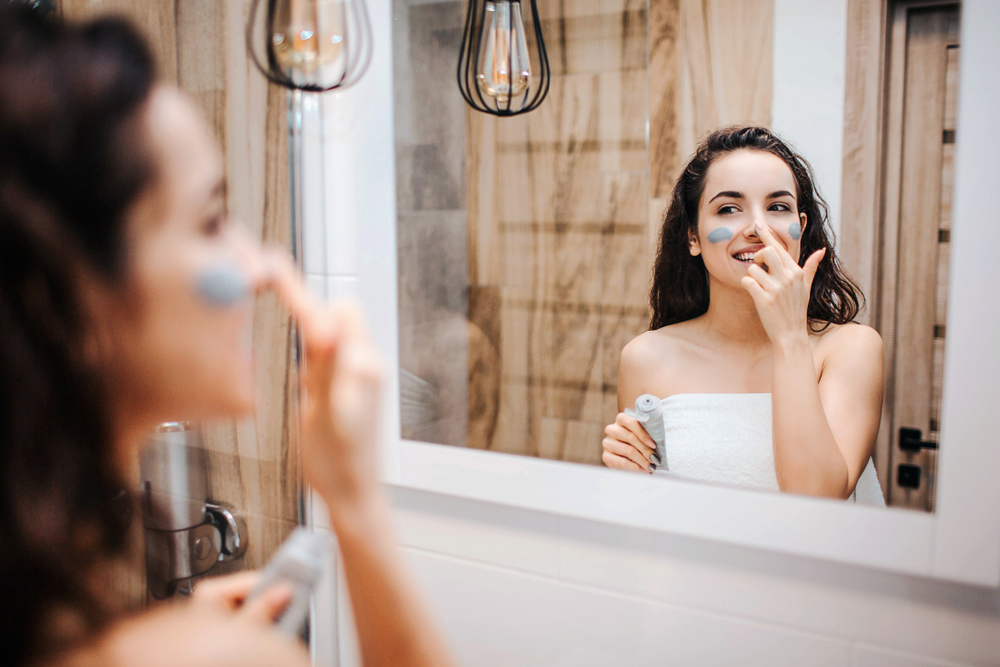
[0,6,452,667]
[602,126,884,504]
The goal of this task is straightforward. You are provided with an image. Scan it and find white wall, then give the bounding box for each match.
[388,487,1000,666]
[303,0,1000,665]
[771,0,848,240]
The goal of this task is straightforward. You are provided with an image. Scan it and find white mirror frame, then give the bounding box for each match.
[324,0,1000,586]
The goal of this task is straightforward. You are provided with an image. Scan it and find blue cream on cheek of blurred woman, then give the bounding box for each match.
[196,264,250,307]
[788,221,802,241]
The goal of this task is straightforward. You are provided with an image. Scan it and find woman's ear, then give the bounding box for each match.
[799,212,808,236]
[688,233,702,257]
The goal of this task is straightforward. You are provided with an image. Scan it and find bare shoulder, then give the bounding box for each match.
[618,324,697,407]
[813,322,883,369]
[620,325,689,371]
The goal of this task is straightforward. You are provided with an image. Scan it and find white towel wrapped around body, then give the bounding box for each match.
[652,393,885,507]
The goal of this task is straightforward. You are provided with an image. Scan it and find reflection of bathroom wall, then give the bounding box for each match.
[393,0,476,447]
[396,0,821,464]
[467,0,651,464]
[63,0,301,599]
[465,0,774,464]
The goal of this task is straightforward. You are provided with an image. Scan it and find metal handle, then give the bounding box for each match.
[140,423,248,599]
[899,427,938,452]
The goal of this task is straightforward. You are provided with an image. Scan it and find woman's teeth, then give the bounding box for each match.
[734,252,756,262]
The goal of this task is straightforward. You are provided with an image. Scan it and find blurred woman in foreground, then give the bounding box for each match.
[0,6,451,667]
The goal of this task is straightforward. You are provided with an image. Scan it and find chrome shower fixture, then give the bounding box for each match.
[246,0,373,92]
[457,0,550,116]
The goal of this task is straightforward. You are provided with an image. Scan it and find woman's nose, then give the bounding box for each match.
[228,223,270,291]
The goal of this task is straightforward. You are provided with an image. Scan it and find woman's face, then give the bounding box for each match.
[107,87,267,427]
[691,149,808,289]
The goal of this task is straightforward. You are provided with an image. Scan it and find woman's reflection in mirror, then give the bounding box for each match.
[602,127,885,505]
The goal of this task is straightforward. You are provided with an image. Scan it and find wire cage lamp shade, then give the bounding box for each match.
[246,0,373,92]
[457,0,550,116]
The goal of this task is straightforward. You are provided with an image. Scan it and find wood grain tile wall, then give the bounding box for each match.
[61,0,299,595]
[466,0,774,464]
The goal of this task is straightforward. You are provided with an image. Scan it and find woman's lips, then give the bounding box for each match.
[732,244,764,263]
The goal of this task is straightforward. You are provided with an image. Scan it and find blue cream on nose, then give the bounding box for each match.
[196,264,250,306]
[788,221,802,241]
[706,228,734,244]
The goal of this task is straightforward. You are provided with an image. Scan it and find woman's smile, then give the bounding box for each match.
[732,244,764,265]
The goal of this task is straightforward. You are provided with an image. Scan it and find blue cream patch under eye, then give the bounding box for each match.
[788,221,802,241]
[706,228,734,244]
[196,264,250,306]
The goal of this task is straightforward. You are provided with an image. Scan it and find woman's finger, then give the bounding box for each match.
[192,571,260,611]
[746,263,777,290]
[741,275,768,302]
[610,418,656,462]
[802,247,826,286]
[602,449,647,473]
[616,413,657,452]
[753,246,785,276]
[754,224,797,270]
[603,433,655,470]
[261,249,340,356]
[240,582,294,626]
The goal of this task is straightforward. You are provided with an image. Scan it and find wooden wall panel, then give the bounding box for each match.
[650,0,774,199]
[840,0,887,326]
[62,0,299,593]
[467,0,650,463]
[465,0,774,464]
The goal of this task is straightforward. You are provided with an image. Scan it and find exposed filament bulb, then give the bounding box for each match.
[270,0,346,82]
[475,0,532,105]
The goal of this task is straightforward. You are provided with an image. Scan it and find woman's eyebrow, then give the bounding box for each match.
[708,190,743,203]
[767,190,794,199]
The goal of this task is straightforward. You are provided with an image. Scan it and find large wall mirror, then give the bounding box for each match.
[392,0,961,512]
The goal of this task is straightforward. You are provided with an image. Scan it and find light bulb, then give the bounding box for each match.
[475,0,532,105]
[270,0,346,83]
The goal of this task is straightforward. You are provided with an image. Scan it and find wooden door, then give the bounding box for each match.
[879,1,960,511]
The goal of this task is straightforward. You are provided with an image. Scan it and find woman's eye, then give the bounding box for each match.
[718,205,739,214]
[769,203,791,212]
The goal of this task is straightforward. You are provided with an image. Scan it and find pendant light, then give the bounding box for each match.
[457,0,550,116]
[246,0,372,92]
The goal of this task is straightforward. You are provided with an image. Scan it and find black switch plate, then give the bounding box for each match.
[897,464,921,489]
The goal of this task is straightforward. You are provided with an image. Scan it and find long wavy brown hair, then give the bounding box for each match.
[649,126,863,331]
[0,6,156,665]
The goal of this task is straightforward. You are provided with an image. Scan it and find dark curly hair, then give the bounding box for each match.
[649,126,863,331]
[0,5,156,665]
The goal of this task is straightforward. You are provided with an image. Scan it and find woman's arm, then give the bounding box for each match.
[272,257,454,667]
[743,226,883,498]
[770,325,883,497]
[50,588,310,667]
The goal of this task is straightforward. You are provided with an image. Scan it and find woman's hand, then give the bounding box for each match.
[602,412,659,473]
[740,224,825,347]
[190,571,294,618]
[85,596,310,667]
[263,251,455,667]
[265,251,384,514]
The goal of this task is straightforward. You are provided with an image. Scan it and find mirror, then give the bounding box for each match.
[392,0,961,512]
